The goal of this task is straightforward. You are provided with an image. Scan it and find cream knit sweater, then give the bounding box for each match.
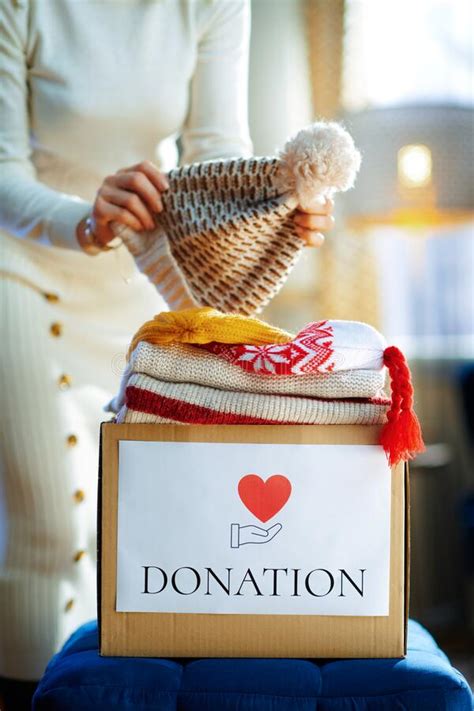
[0,0,253,680]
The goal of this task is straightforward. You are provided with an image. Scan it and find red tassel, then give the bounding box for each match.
[380,346,425,466]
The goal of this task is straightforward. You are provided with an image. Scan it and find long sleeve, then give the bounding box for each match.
[179,0,254,165]
[0,2,91,251]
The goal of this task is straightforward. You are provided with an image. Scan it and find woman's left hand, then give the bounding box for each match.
[292,196,335,247]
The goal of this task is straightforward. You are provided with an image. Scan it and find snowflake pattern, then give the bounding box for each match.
[202,321,335,375]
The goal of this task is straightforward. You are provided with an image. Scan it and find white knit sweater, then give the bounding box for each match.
[0,0,253,680]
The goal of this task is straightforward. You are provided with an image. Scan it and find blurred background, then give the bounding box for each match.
[249,0,473,681]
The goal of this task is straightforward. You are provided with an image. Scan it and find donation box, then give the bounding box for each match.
[99,423,409,658]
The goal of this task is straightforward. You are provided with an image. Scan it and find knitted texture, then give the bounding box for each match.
[109,307,424,464]
[117,158,301,315]
[116,374,390,426]
[107,341,387,414]
[381,346,425,465]
[201,319,387,375]
[127,306,292,358]
[113,121,361,315]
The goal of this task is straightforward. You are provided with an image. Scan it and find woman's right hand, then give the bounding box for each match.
[76,160,170,252]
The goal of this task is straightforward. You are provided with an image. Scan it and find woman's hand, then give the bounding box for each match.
[292,196,335,247]
[76,160,169,252]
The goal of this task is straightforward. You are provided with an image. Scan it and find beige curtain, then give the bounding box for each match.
[306,0,380,328]
[265,0,380,331]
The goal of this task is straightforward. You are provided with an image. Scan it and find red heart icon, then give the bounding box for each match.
[238,474,292,523]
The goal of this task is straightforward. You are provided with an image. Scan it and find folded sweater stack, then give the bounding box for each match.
[108,308,424,465]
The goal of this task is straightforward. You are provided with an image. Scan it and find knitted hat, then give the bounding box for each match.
[110,307,425,466]
[126,306,292,356]
[112,121,361,316]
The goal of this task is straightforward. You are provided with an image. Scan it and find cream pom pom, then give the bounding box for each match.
[275,120,362,211]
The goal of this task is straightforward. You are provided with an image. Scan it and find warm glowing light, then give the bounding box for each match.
[398,145,432,187]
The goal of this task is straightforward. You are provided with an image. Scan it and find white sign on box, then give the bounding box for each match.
[116,441,392,616]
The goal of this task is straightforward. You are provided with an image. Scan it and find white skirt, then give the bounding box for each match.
[0,232,167,680]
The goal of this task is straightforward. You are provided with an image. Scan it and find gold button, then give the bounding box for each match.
[50,322,63,337]
[44,292,60,303]
[73,489,85,504]
[58,374,72,390]
[73,550,86,563]
[64,598,75,612]
[66,434,78,447]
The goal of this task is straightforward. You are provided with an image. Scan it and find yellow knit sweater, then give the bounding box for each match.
[127,307,293,358]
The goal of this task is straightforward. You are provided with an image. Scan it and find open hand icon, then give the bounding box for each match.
[230,522,282,548]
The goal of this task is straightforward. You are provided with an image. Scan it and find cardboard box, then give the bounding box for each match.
[99,423,409,658]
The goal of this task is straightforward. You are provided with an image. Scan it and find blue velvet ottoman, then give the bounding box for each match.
[32,619,472,711]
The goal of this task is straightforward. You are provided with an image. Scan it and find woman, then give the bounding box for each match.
[0,0,334,704]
